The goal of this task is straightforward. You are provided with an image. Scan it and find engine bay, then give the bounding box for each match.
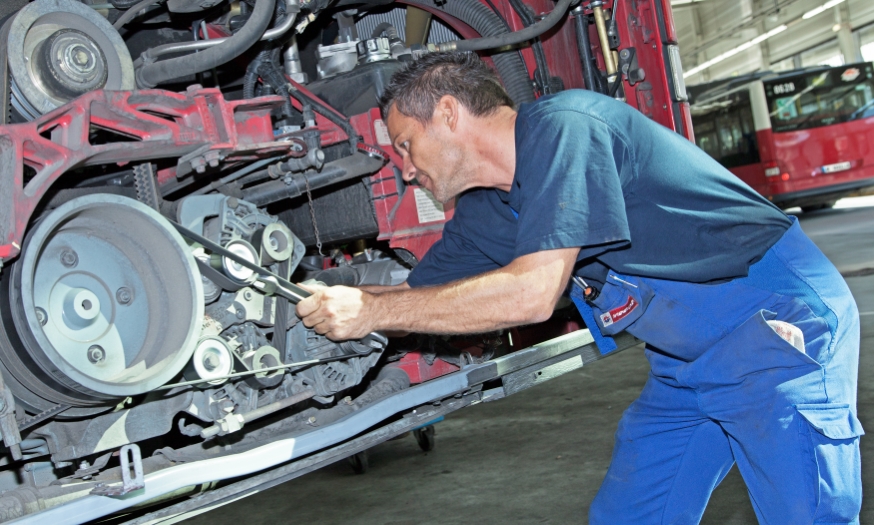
[0,0,683,520]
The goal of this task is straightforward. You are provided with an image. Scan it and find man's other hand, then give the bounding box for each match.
[295,284,377,341]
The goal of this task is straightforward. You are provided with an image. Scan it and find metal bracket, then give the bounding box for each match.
[90,444,145,497]
[0,370,22,459]
[618,47,645,86]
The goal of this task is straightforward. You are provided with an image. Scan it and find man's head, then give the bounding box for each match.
[379,52,515,203]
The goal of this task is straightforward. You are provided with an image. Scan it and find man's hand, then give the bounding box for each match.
[295,284,378,341]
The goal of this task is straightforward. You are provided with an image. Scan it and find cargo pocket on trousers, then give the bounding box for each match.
[796,403,864,524]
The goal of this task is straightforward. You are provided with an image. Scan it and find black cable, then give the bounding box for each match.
[290,87,360,149]
[506,0,553,95]
[573,10,603,94]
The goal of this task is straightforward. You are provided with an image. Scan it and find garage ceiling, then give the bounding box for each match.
[672,0,874,86]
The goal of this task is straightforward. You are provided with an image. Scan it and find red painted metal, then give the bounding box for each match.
[390,352,461,384]
[0,87,298,261]
[611,0,679,135]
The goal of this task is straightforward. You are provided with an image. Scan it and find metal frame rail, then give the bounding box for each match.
[11,330,639,525]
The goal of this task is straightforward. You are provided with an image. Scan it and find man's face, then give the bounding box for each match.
[385,103,470,204]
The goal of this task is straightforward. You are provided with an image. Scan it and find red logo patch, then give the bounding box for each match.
[600,296,638,328]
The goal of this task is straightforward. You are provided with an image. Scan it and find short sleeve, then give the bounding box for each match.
[406,218,502,287]
[511,110,632,260]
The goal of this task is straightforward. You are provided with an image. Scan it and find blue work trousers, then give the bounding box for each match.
[581,219,863,524]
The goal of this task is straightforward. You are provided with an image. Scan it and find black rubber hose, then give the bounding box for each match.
[136,0,276,88]
[113,0,165,29]
[442,0,573,53]
[572,10,601,94]
[403,0,535,105]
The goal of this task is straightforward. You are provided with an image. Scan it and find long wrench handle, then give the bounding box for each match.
[170,221,311,303]
[171,220,387,349]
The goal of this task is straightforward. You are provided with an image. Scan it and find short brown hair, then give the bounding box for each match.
[379,52,515,123]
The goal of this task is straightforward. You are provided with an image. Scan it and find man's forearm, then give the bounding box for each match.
[368,249,578,334]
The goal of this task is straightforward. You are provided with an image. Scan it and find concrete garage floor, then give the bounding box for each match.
[185,196,874,525]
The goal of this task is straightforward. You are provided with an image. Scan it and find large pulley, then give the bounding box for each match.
[4,0,135,120]
[0,195,203,412]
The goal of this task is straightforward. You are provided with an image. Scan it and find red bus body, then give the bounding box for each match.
[691,63,874,209]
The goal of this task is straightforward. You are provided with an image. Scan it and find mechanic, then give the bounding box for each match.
[296,52,862,524]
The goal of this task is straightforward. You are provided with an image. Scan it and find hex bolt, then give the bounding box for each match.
[87,345,106,364]
[243,290,253,301]
[116,287,133,305]
[235,308,245,320]
[60,250,78,268]
[35,307,47,326]
[307,416,317,425]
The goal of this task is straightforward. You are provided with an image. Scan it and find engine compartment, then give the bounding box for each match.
[0,0,685,520]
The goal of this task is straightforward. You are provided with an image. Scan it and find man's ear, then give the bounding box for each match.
[433,95,460,132]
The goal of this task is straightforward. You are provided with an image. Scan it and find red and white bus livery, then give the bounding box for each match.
[690,62,874,211]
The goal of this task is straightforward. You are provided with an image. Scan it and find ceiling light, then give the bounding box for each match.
[684,25,787,78]
[802,0,845,20]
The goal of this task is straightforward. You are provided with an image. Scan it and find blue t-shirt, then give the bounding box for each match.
[406,90,791,289]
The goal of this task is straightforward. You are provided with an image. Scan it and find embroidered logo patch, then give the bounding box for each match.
[600,296,638,327]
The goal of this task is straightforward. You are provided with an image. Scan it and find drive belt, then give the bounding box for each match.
[169,220,387,349]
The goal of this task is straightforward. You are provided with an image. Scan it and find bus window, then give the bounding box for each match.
[765,63,874,132]
[691,89,760,168]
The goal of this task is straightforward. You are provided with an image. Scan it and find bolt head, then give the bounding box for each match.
[60,250,78,268]
[87,345,106,364]
[116,287,133,305]
[35,307,47,326]
[243,290,253,301]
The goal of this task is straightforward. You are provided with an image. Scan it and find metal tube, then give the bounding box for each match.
[283,36,307,83]
[200,389,317,438]
[592,5,616,76]
[143,0,299,61]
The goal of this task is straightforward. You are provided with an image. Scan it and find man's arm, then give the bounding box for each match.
[296,247,580,341]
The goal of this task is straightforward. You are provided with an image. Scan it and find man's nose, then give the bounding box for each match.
[401,159,417,182]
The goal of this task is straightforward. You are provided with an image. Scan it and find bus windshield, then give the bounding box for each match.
[765,63,874,133]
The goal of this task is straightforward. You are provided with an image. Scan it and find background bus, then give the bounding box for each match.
[690,62,874,212]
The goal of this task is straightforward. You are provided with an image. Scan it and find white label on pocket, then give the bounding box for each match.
[414,188,445,224]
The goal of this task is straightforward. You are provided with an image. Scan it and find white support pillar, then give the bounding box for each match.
[835,2,863,64]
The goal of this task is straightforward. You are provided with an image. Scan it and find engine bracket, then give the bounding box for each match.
[90,444,144,497]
